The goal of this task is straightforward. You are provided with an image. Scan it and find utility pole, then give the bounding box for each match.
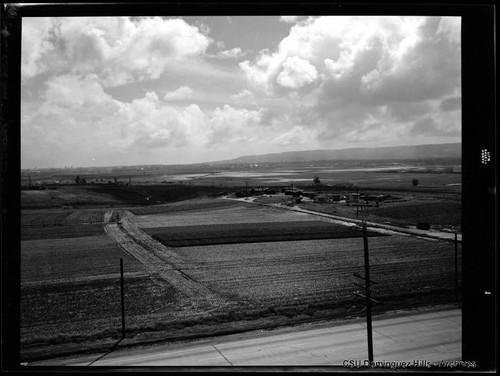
[362,222,374,362]
[455,232,460,307]
[120,258,125,339]
[356,187,359,218]
[352,204,379,363]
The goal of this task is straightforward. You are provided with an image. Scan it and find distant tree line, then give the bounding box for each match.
[75,175,87,185]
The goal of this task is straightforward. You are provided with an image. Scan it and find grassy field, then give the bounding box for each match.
[21,235,142,282]
[21,224,105,241]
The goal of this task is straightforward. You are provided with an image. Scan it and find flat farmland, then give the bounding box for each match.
[21,187,123,208]
[172,235,460,309]
[143,221,386,247]
[131,202,460,312]
[21,275,180,349]
[133,203,324,228]
[208,168,461,191]
[21,224,105,241]
[21,209,74,227]
[22,208,111,226]
[299,194,461,230]
[21,235,143,282]
[20,191,461,361]
[130,198,241,215]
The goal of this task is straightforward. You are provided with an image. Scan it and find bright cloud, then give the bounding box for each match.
[22,17,211,87]
[164,86,194,101]
[21,16,461,168]
[276,56,318,89]
[241,16,461,146]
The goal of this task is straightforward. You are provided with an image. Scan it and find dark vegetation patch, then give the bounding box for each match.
[130,199,241,215]
[144,221,387,247]
[21,235,144,283]
[21,210,74,227]
[299,199,461,229]
[373,202,461,227]
[87,184,213,206]
[21,224,105,241]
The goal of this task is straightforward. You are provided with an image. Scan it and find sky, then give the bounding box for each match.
[21,15,461,169]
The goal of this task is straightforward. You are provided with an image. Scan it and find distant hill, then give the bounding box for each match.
[224,143,461,164]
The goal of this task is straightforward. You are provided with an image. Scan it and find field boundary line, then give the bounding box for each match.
[104,221,230,309]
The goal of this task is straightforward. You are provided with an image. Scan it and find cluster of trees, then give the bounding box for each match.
[75,176,121,185]
[75,175,87,185]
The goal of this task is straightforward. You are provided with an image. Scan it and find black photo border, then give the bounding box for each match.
[1,2,496,372]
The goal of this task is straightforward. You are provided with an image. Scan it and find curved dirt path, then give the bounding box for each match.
[104,213,228,310]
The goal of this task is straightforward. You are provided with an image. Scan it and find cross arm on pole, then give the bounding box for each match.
[353,292,381,304]
[353,272,379,284]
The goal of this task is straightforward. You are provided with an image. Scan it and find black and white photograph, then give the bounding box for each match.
[1,2,496,372]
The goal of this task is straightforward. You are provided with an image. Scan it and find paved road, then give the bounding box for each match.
[33,308,461,367]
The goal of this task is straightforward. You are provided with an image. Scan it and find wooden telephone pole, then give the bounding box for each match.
[353,204,380,362]
[120,258,125,339]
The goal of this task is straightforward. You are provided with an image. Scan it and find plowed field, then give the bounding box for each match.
[20,198,461,362]
[172,235,460,308]
[21,224,104,241]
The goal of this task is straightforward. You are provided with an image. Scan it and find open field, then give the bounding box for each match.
[129,198,241,215]
[21,208,112,226]
[19,160,462,361]
[21,275,179,348]
[132,204,330,229]
[172,235,459,309]
[21,235,143,282]
[298,196,461,231]
[144,221,386,247]
[21,224,105,241]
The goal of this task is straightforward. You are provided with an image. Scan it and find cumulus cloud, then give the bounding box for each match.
[164,86,194,101]
[239,16,461,144]
[22,17,211,87]
[21,16,462,168]
[208,105,262,145]
[21,74,278,167]
[276,56,318,89]
[231,89,256,103]
[22,17,55,81]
